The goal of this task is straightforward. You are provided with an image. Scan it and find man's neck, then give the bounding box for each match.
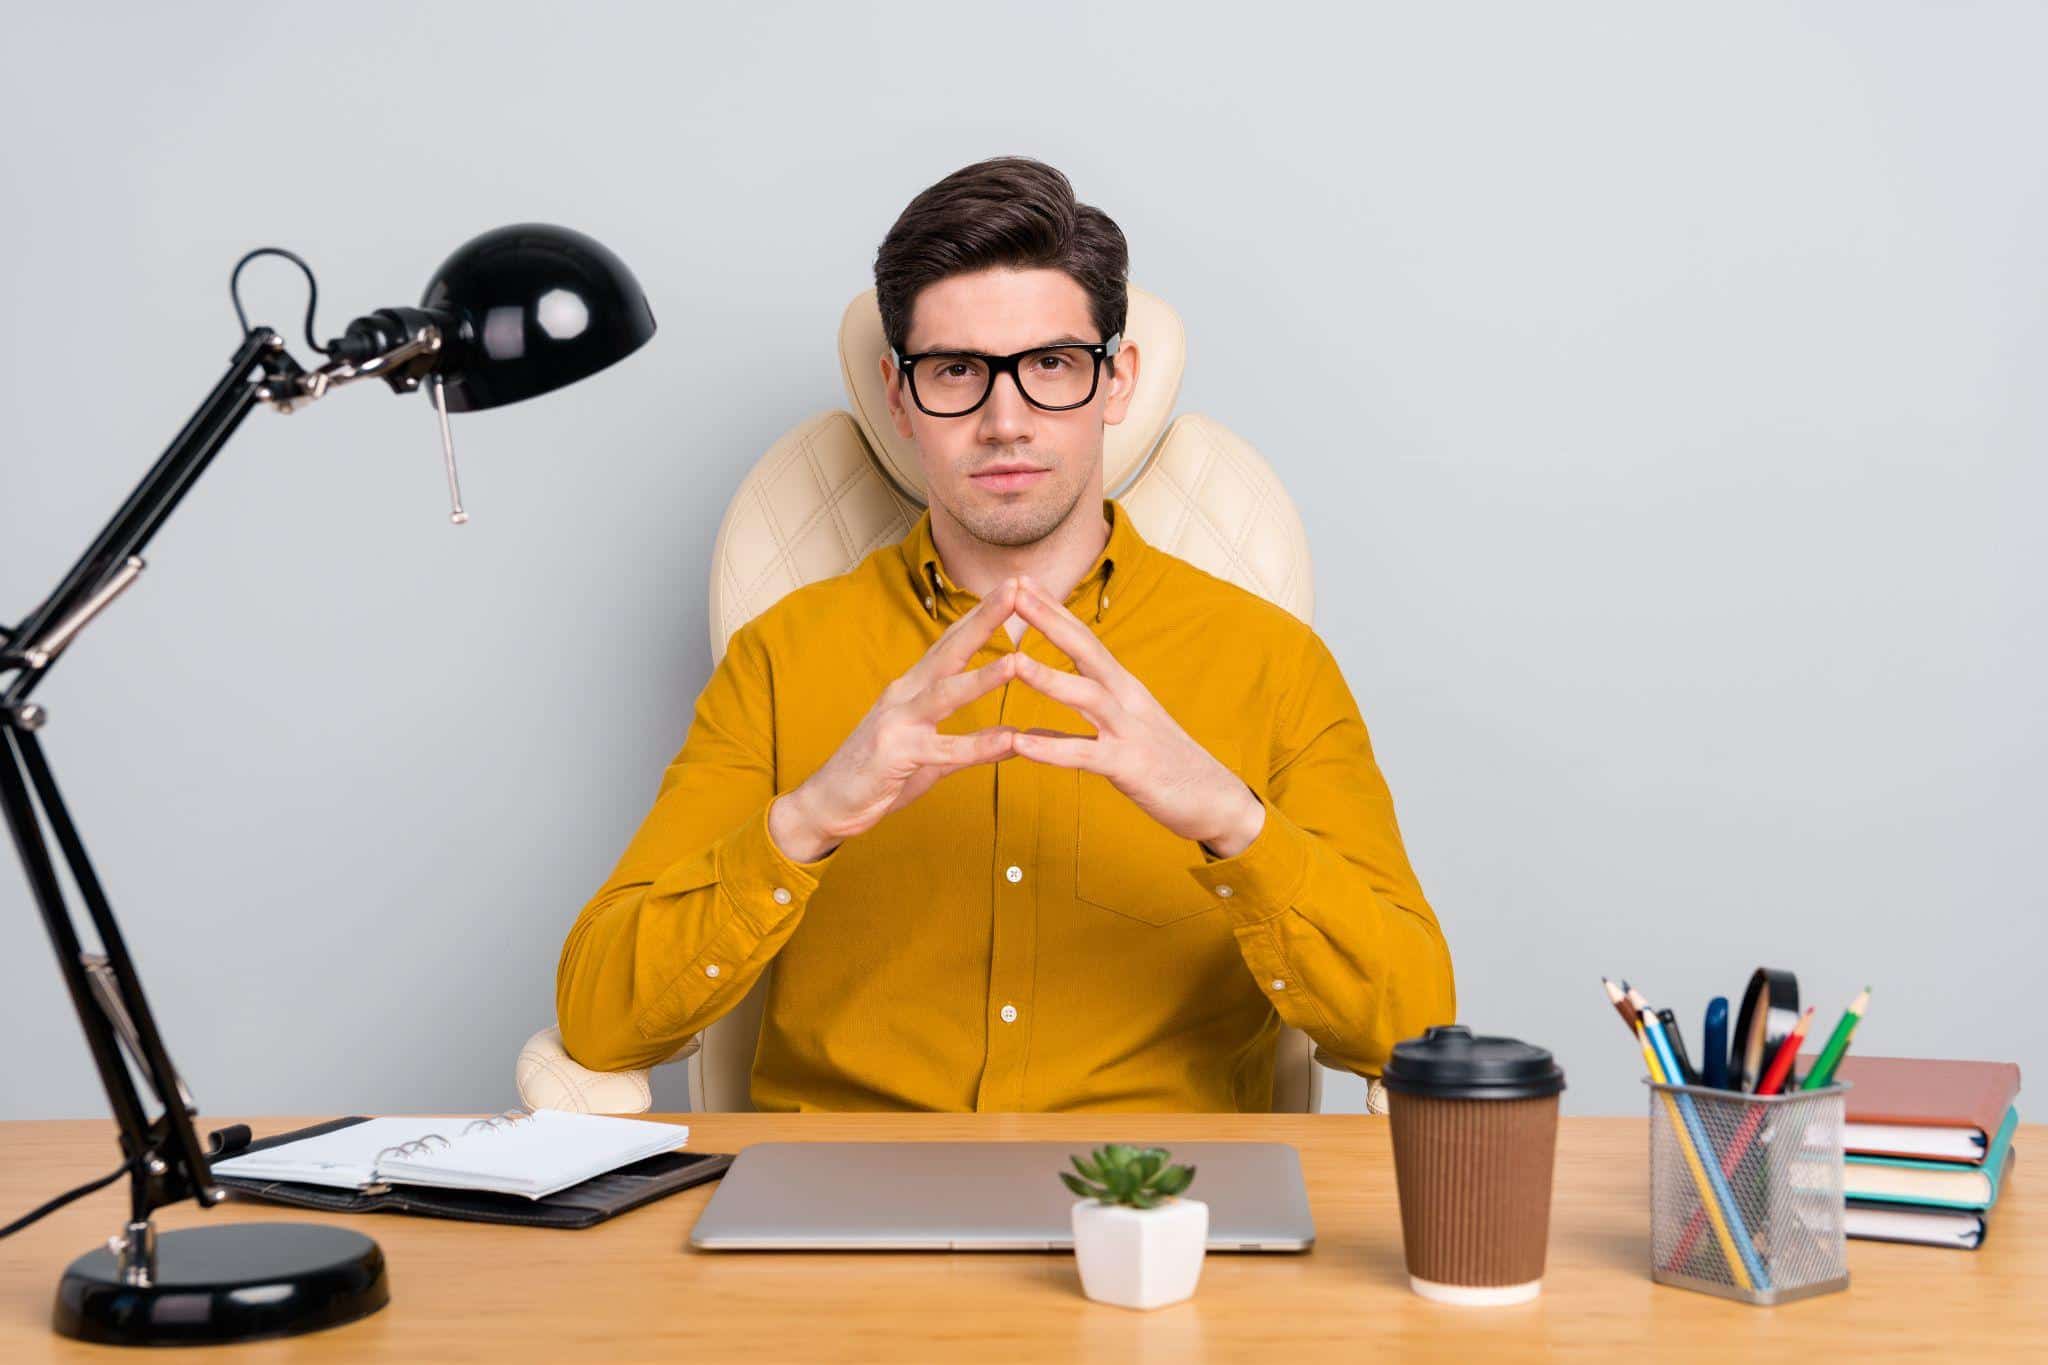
[929,493,1112,619]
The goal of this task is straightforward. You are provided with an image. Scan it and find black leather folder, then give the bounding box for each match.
[211,1116,734,1230]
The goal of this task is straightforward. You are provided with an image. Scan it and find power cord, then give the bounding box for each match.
[228,246,327,355]
[0,1124,251,1240]
[0,1157,137,1239]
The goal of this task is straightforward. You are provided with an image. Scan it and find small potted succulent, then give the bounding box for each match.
[1061,1143,1205,1310]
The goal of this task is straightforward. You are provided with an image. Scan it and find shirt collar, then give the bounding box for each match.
[900,496,1147,624]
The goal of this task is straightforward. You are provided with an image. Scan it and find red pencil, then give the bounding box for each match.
[1754,1008,1816,1096]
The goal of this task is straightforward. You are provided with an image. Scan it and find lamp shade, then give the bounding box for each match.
[419,223,656,413]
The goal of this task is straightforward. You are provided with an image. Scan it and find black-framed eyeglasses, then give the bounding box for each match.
[892,333,1122,418]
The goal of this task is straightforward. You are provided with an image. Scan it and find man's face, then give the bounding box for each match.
[882,267,1138,549]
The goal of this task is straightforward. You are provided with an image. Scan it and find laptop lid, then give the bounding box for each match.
[689,1141,1315,1252]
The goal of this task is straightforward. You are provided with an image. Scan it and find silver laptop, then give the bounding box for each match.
[688,1141,1314,1251]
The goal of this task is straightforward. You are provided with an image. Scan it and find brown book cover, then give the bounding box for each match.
[1798,1055,2021,1163]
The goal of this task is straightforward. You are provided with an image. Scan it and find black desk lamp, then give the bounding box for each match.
[0,223,655,1346]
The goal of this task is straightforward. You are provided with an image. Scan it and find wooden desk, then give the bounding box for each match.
[2,1114,2039,1361]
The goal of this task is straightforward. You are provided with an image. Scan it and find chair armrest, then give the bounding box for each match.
[1312,1047,1391,1115]
[514,1026,702,1114]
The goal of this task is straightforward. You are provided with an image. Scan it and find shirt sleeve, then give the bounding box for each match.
[555,622,836,1072]
[1183,628,1456,1078]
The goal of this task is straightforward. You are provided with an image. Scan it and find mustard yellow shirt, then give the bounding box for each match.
[556,497,1455,1111]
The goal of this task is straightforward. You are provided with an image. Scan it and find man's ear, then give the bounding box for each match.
[881,353,915,441]
[1101,340,1141,427]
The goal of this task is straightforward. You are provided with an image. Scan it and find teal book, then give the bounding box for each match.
[1844,1105,2019,1211]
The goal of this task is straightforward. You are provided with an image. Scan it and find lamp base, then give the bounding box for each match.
[53,1222,387,1347]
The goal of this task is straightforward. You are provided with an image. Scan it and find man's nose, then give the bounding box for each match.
[977,369,1035,443]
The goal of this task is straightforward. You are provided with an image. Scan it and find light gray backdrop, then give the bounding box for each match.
[3,3,2041,1120]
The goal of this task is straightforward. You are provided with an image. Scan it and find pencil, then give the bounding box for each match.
[1658,1007,1700,1085]
[1757,1007,1816,1097]
[1627,988,1768,1290]
[1800,988,1869,1091]
[1601,978,1640,1036]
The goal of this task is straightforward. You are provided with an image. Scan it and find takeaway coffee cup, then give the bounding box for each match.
[1382,1025,1566,1306]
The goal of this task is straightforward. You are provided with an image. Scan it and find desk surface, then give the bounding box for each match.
[1,1113,2039,1362]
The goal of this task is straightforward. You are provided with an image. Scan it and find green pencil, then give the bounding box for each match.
[1800,987,1870,1090]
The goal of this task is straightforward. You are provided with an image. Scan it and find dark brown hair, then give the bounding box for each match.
[873,157,1128,356]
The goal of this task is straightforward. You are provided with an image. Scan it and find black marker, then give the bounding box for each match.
[1657,1007,1700,1085]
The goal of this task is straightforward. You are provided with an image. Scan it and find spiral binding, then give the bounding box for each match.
[374,1131,452,1164]
[462,1108,536,1136]
[372,1109,535,1168]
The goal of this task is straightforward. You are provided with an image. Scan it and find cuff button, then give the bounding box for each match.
[772,887,792,905]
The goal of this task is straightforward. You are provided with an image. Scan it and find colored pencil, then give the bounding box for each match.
[1600,978,1640,1036]
[1799,988,1869,1090]
[1757,1007,1815,1098]
[1622,985,1767,1290]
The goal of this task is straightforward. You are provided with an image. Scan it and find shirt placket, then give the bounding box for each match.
[933,559,1112,1113]
[974,651,1041,1113]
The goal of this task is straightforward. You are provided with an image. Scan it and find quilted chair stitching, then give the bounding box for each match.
[805,433,858,566]
[726,423,870,611]
[1151,420,1283,603]
[519,1031,653,1114]
[1189,417,1284,595]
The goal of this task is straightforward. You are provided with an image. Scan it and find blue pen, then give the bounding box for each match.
[1703,997,1730,1091]
[1637,998,1771,1290]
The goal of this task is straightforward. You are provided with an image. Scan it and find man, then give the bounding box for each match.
[556,157,1454,1111]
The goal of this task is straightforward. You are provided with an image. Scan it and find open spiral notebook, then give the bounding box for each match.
[210,1109,690,1200]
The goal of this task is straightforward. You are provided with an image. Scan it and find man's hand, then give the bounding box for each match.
[770,578,1027,862]
[1006,575,1267,858]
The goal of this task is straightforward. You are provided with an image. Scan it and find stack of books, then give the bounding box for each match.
[1820,1055,2022,1251]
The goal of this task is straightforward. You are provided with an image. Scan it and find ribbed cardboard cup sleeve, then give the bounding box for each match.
[1389,1093,1560,1287]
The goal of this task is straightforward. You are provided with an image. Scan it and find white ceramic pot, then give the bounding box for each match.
[1070,1197,1209,1310]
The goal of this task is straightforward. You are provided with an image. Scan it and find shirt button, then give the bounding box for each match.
[1000,1004,1018,1023]
[1271,979,1287,991]
[772,887,791,905]
[705,964,721,978]
[923,595,935,611]
[1005,865,1022,884]
[1215,884,1234,898]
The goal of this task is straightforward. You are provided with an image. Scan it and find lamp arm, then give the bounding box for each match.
[0,327,303,1252]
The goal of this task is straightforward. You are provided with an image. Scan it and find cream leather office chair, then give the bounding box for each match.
[516,285,1387,1117]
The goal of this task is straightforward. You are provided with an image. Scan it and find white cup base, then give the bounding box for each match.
[1409,1275,1542,1306]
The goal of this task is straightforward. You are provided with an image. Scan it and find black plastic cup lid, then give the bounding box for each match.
[1381,1025,1567,1100]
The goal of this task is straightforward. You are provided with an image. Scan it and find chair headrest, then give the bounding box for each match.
[837,282,1186,504]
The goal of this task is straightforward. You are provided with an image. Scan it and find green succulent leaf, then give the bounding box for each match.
[1062,1145,1197,1207]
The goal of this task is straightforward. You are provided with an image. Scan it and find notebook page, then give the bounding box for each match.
[211,1118,471,1190]
[375,1111,689,1199]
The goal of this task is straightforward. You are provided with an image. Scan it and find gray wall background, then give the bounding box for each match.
[3,3,2041,1121]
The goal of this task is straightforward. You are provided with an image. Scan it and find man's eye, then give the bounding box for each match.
[1033,355,1070,371]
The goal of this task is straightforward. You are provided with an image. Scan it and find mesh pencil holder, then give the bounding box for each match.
[1644,1079,1850,1305]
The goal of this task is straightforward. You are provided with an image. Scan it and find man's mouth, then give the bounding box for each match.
[971,465,1050,493]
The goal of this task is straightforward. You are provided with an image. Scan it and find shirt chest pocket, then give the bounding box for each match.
[1072,772,1223,927]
